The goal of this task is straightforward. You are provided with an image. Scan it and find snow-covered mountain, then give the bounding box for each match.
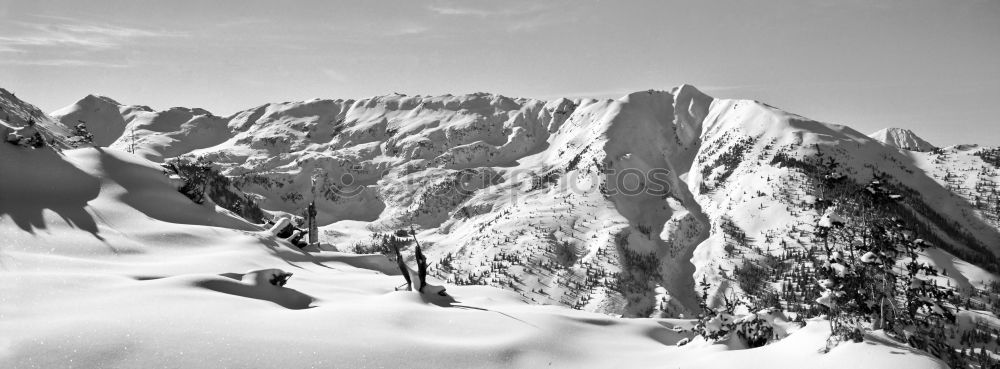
[4,84,999,367]
[50,94,128,147]
[41,84,1000,316]
[869,127,936,152]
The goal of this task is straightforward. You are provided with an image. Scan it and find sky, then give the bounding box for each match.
[1,0,998,146]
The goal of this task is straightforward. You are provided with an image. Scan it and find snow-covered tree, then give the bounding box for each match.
[73,123,94,145]
[814,172,957,359]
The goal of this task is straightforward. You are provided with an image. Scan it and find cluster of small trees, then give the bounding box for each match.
[166,156,265,223]
[351,232,411,255]
[71,123,94,145]
[603,232,662,308]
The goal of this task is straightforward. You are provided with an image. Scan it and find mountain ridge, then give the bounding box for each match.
[19,84,1000,318]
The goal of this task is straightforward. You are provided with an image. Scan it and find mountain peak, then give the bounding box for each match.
[81,94,123,106]
[49,93,129,146]
[868,127,936,152]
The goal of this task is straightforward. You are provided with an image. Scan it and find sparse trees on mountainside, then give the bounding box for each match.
[718,148,1000,367]
[698,134,755,193]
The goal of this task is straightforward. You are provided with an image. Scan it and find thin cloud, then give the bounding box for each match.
[323,21,432,41]
[0,59,131,68]
[427,3,557,18]
[0,17,183,53]
[427,5,494,17]
[426,2,581,33]
[384,24,431,37]
[0,45,26,53]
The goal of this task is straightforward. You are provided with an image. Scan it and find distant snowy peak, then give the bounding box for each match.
[51,94,128,146]
[869,127,936,152]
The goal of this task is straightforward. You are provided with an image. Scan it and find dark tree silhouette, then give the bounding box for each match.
[392,243,411,291]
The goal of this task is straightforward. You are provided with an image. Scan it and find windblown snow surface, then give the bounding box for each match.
[3,84,998,368]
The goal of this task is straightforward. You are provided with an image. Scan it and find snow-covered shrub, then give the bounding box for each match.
[70,123,94,145]
[268,271,292,286]
[4,120,46,148]
[693,277,740,341]
[693,278,780,348]
[734,312,776,348]
[697,311,736,341]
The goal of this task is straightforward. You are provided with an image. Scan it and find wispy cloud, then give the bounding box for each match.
[426,2,577,33]
[384,24,431,37]
[0,16,182,53]
[0,45,26,53]
[427,5,495,17]
[0,58,131,68]
[427,3,555,18]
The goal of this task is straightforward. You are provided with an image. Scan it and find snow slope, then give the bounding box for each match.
[869,127,936,152]
[0,138,946,369]
[109,106,233,161]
